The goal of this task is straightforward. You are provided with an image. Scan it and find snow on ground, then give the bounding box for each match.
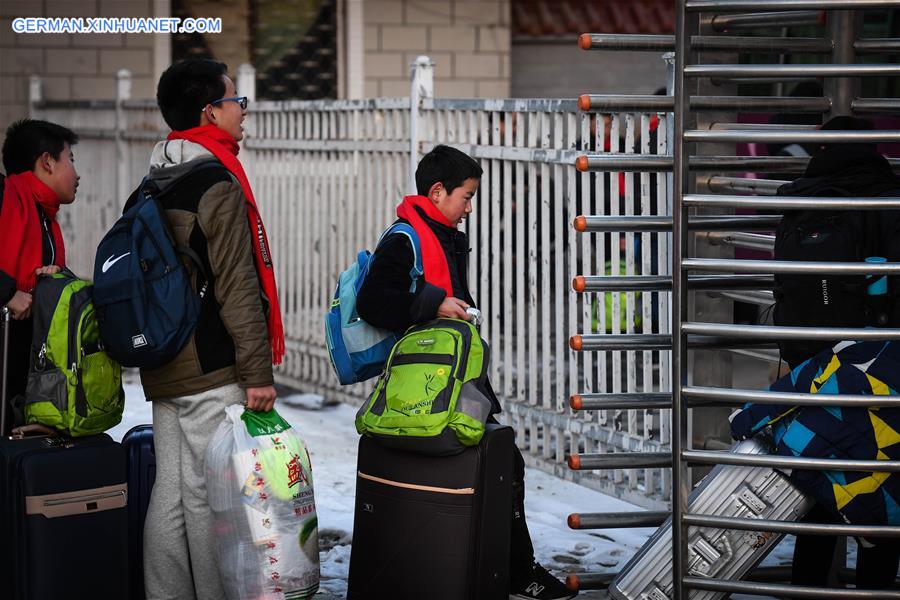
[112,382,840,599]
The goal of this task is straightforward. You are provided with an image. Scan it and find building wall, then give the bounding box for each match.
[362,0,511,98]
[511,42,669,98]
[0,0,169,128]
[176,0,250,70]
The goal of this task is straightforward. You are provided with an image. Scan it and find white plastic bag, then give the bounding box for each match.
[207,404,320,600]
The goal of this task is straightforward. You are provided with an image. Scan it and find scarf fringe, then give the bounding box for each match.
[166,125,285,365]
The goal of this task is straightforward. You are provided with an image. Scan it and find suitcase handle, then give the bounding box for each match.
[25,483,128,518]
[9,423,58,439]
[1,307,9,436]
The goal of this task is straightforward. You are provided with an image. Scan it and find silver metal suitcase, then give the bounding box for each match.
[609,437,815,600]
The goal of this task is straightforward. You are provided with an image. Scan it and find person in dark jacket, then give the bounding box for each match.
[0,119,80,435]
[772,116,900,590]
[357,145,574,600]
[141,59,283,600]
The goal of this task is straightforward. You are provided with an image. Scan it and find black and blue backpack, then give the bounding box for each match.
[325,223,422,384]
[92,172,210,369]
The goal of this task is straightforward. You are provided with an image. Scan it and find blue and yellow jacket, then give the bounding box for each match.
[731,340,900,525]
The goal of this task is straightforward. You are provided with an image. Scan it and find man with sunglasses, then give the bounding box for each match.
[139,59,284,600]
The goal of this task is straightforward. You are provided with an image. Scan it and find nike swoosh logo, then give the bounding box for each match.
[101,252,131,273]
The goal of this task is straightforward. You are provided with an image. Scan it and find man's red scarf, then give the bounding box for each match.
[167,124,285,365]
[0,171,65,292]
[396,195,454,296]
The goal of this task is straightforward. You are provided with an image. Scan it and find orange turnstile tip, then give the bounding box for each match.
[565,574,580,592]
[572,276,586,292]
[567,454,581,470]
[575,156,589,172]
[570,394,583,410]
[573,215,587,231]
[570,335,583,351]
[577,33,591,50]
[567,513,582,529]
[577,94,591,112]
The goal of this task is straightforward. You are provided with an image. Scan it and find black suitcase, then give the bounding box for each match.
[123,424,155,600]
[347,424,514,600]
[0,307,129,600]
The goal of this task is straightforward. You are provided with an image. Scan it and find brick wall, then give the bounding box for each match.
[363,0,510,98]
[0,0,160,130]
[1,0,513,127]
[512,42,669,98]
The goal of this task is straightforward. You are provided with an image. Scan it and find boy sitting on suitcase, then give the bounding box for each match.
[357,145,574,600]
[0,119,80,434]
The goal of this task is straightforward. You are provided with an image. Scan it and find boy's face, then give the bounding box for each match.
[203,75,246,141]
[430,178,479,227]
[35,143,79,204]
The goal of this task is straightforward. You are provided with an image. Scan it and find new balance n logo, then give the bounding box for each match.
[525,583,545,595]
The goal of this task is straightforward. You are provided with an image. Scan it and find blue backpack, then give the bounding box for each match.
[93,172,210,369]
[325,224,422,385]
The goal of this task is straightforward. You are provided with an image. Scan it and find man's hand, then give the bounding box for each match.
[245,385,277,412]
[437,296,470,320]
[6,291,32,320]
[35,265,61,277]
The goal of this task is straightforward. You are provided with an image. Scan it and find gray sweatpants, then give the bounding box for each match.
[143,383,244,600]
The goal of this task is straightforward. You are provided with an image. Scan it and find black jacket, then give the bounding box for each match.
[356,207,500,414]
[357,207,474,332]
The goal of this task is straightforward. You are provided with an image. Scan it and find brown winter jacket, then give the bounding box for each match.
[133,140,273,400]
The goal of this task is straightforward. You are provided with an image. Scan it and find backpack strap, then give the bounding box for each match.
[376,223,423,292]
[142,159,227,198]
[139,161,226,298]
[175,244,210,299]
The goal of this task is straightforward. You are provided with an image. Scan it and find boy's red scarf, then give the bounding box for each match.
[0,171,65,292]
[167,124,285,365]
[396,195,454,296]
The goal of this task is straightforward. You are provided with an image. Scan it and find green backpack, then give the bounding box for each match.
[355,318,495,455]
[25,271,124,436]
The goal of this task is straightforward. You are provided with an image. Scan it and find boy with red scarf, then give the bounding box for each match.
[0,119,79,434]
[139,59,282,600]
[357,145,574,600]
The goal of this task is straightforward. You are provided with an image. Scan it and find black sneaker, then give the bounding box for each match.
[509,564,576,600]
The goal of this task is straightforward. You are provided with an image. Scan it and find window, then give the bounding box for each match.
[171,0,338,100]
[252,0,338,100]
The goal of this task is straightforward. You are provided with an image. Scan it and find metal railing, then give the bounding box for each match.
[29,60,677,508]
[566,0,900,597]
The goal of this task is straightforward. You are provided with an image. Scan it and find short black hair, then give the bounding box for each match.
[157,59,228,131]
[820,115,873,132]
[2,119,78,175]
[818,115,875,153]
[415,145,483,196]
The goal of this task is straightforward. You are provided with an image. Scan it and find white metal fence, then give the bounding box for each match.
[30,60,673,508]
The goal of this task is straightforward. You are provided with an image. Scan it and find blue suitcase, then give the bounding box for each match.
[123,424,156,600]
